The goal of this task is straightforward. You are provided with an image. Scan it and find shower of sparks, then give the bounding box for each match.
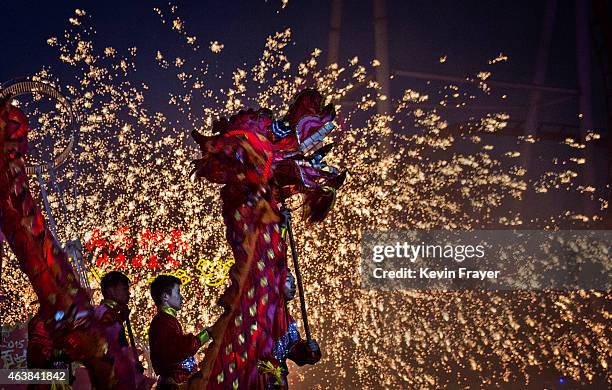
[0,5,609,389]
[209,41,224,54]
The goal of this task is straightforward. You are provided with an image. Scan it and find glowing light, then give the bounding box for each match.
[0,5,607,388]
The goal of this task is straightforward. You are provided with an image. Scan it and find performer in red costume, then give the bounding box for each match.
[27,312,55,369]
[0,97,141,388]
[257,270,321,389]
[148,275,212,389]
[190,89,345,389]
[95,271,151,389]
[96,272,132,347]
[27,309,74,390]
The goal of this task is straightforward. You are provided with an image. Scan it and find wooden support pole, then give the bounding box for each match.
[576,0,596,214]
[327,0,343,67]
[373,0,391,115]
[521,0,557,220]
[592,0,612,224]
[524,0,558,136]
[282,206,312,341]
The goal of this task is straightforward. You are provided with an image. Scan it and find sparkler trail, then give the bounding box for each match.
[0,5,609,388]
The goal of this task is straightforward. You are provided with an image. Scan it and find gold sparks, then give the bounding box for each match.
[585,131,600,142]
[172,18,183,31]
[210,41,224,53]
[489,52,509,64]
[0,5,608,389]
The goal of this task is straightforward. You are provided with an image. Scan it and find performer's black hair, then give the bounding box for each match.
[100,271,130,296]
[150,274,182,306]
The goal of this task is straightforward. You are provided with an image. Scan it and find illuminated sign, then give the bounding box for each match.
[84,227,189,270]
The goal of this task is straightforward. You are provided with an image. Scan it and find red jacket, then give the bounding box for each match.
[148,308,202,384]
[94,300,145,389]
[95,300,129,346]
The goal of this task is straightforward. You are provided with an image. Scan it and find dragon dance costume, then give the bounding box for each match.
[0,98,143,389]
[0,86,342,388]
[27,311,74,390]
[190,89,345,389]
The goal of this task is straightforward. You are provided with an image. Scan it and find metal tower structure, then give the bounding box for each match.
[326,0,611,220]
[0,80,91,296]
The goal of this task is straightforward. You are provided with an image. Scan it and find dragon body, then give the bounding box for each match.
[191,90,345,389]
[0,98,143,389]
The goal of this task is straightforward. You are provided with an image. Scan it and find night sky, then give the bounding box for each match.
[1,0,606,129]
[6,0,606,199]
[1,3,610,389]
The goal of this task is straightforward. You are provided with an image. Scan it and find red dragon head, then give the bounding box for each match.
[193,89,346,223]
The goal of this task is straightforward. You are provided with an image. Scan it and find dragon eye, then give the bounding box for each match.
[272,120,291,138]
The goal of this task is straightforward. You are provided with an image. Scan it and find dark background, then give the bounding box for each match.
[1,2,611,388]
[0,0,607,127]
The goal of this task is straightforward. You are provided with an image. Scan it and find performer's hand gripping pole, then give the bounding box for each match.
[281,205,312,341]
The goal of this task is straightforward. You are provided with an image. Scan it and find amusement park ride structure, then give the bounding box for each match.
[0,79,91,313]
